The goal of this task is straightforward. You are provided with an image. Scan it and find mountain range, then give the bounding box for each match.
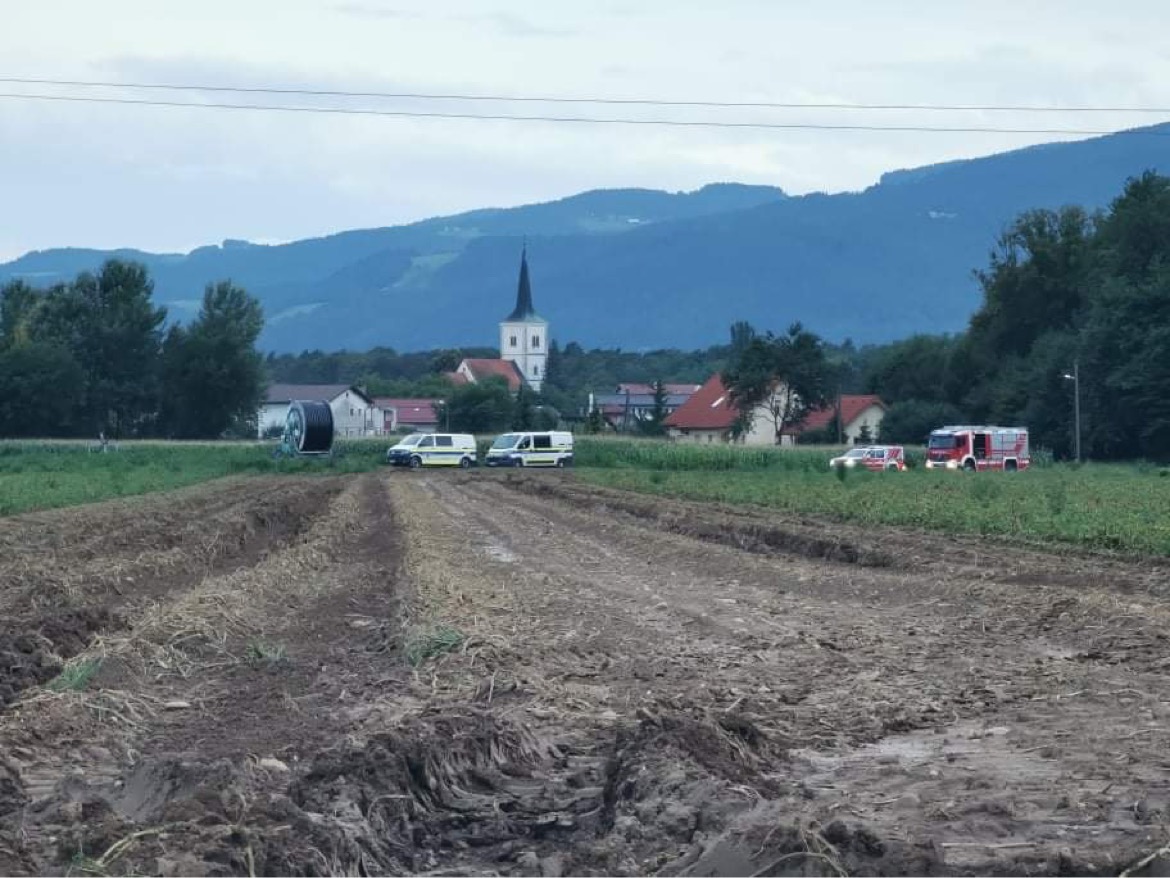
[2,124,1167,352]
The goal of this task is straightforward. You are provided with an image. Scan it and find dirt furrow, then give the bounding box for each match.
[1,469,1169,876]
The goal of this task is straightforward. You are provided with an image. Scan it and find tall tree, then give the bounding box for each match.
[441,378,514,434]
[32,260,166,436]
[638,379,670,437]
[723,322,830,444]
[0,341,85,437]
[160,281,265,439]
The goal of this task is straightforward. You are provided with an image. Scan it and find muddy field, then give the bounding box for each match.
[2,470,1170,876]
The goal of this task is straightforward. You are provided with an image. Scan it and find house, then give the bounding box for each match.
[788,394,886,444]
[451,358,528,393]
[662,374,777,445]
[374,398,441,434]
[259,384,380,438]
[589,383,701,431]
[664,374,887,445]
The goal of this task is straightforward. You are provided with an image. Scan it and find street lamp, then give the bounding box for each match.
[1062,360,1081,462]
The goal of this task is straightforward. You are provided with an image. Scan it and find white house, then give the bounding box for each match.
[665,374,887,446]
[259,384,380,438]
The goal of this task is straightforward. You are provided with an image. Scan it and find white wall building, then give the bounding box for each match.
[499,248,548,392]
[259,384,380,438]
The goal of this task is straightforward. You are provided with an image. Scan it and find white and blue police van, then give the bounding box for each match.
[485,431,574,468]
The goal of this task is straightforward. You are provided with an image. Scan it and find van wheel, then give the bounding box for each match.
[460,456,471,469]
[886,463,898,471]
[410,455,422,469]
[963,459,976,472]
[556,458,566,468]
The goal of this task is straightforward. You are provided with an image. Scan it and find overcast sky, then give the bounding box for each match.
[2,1,1168,261]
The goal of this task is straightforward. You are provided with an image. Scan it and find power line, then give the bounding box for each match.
[2,75,1170,114]
[2,91,1166,136]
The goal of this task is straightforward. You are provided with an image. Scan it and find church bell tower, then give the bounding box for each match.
[499,247,548,392]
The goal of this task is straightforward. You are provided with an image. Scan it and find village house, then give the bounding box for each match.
[373,397,442,434]
[258,384,379,438]
[664,374,886,445]
[589,383,701,431]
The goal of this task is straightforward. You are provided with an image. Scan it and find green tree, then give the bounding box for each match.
[862,335,956,404]
[723,322,830,444]
[159,281,265,439]
[638,379,670,437]
[32,260,166,436]
[442,378,514,433]
[512,384,536,430]
[0,341,85,436]
[877,400,965,445]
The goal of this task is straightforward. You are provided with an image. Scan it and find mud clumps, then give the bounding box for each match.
[0,608,110,706]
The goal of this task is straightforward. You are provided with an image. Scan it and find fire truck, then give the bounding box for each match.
[924,425,1030,472]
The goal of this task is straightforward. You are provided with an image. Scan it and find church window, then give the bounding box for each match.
[533,364,540,377]
[510,335,517,347]
[532,336,541,349]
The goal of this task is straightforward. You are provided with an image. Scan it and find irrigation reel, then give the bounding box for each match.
[274,400,335,458]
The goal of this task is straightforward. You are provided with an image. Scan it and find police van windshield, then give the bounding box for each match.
[929,434,957,449]
[491,434,519,450]
[397,434,423,447]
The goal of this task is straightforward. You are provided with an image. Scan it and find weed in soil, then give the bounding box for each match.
[405,625,464,667]
[245,640,287,666]
[48,657,102,693]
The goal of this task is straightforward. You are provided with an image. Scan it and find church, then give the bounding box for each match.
[451,248,548,393]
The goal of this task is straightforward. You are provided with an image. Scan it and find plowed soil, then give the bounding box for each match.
[2,469,1170,876]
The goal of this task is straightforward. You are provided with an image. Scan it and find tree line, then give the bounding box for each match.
[864,172,1170,460]
[0,262,265,439]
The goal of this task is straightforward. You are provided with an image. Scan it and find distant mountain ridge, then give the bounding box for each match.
[2,127,1167,352]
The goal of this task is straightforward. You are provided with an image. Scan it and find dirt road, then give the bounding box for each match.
[2,470,1170,875]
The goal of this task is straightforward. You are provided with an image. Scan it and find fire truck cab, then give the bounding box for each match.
[924,426,1030,472]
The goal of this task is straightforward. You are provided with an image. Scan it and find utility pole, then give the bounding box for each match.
[1063,360,1081,462]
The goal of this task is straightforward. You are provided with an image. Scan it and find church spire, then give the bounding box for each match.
[505,245,540,321]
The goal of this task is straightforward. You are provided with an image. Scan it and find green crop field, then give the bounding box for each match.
[0,441,384,516]
[573,439,1170,556]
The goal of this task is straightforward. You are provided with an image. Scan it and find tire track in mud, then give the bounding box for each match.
[371,472,1170,876]
[3,471,1170,875]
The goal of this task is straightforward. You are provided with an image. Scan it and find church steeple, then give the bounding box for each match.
[499,245,549,392]
[505,246,540,321]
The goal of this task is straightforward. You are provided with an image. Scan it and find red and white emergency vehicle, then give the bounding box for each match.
[924,426,1030,472]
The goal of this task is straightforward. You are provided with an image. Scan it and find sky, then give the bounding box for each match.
[2,0,1169,261]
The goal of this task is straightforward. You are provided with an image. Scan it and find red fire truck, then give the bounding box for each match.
[924,425,1030,472]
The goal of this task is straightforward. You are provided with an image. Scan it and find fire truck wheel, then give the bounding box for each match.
[963,459,976,472]
[1005,460,1018,472]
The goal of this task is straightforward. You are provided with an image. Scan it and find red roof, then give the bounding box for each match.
[663,374,739,430]
[460,358,526,392]
[444,371,470,386]
[793,395,885,434]
[665,378,885,435]
[373,398,440,425]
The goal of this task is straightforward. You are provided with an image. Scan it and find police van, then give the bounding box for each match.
[485,431,574,468]
[386,433,478,468]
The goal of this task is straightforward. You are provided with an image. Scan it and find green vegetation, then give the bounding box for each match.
[1,261,266,439]
[49,657,102,692]
[576,441,1170,555]
[0,440,385,517]
[246,639,288,665]
[405,625,465,667]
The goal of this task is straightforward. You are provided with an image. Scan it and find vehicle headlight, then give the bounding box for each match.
[946,460,959,469]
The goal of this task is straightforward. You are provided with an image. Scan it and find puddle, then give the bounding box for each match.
[484,540,517,563]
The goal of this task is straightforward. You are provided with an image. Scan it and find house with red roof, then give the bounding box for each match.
[452,358,528,392]
[664,374,886,445]
[373,398,442,434]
